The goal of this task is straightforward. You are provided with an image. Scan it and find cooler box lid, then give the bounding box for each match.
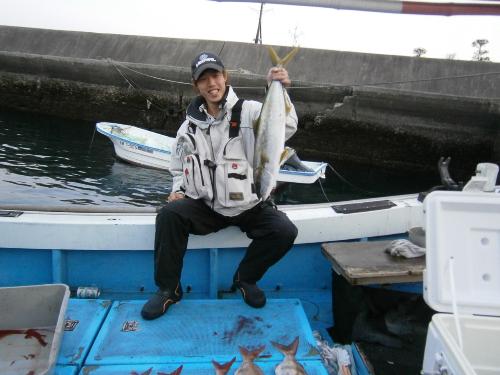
[424,191,500,316]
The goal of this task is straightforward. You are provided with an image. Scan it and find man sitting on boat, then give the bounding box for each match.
[141,51,299,320]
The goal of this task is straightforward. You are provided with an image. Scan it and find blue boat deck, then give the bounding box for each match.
[0,225,414,375]
[55,298,328,374]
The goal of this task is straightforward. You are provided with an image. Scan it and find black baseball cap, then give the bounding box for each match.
[191,52,225,81]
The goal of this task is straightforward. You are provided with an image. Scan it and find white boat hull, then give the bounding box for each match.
[0,192,424,373]
[0,194,423,251]
[111,137,171,170]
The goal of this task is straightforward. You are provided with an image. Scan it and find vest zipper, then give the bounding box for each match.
[194,154,204,186]
[207,125,217,209]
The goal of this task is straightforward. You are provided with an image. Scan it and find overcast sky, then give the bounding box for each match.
[1,0,499,62]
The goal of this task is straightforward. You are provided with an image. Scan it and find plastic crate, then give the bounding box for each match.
[0,284,70,375]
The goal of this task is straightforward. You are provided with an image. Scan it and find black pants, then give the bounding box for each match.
[154,198,298,290]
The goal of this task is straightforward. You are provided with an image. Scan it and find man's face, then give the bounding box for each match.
[195,70,227,107]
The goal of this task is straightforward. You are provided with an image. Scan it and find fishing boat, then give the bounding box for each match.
[3,0,499,370]
[0,192,423,375]
[96,122,328,184]
[1,161,498,374]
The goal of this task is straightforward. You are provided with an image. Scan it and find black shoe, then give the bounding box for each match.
[141,284,183,320]
[232,280,266,308]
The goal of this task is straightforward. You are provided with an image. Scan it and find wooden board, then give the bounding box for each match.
[321,240,425,285]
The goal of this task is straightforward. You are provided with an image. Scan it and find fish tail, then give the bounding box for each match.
[268,46,299,67]
[239,345,266,360]
[212,357,235,373]
[170,365,183,375]
[279,148,290,166]
[284,90,293,114]
[271,336,300,356]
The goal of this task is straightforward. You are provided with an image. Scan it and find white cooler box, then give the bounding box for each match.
[422,191,500,375]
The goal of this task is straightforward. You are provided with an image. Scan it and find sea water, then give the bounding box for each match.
[0,111,172,207]
[0,110,435,207]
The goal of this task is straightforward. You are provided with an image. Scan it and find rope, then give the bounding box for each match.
[110,59,266,90]
[107,58,500,93]
[315,162,381,203]
[349,70,500,88]
[109,59,192,86]
[317,177,331,203]
[108,60,171,113]
[326,163,379,196]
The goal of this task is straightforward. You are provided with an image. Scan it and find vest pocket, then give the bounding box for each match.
[182,153,211,200]
[218,137,256,207]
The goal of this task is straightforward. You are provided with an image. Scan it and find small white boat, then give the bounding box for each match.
[96,122,327,184]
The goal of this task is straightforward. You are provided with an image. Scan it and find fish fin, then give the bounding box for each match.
[271,340,285,353]
[280,47,299,66]
[267,46,299,67]
[268,46,281,66]
[271,336,300,356]
[212,357,236,372]
[279,148,290,166]
[284,90,293,114]
[255,181,262,199]
[239,345,266,360]
[253,117,260,137]
[289,336,300,355]
[239,345,251,358]
[170,365,183,375]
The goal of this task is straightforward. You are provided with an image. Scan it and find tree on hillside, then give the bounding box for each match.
[413,48,427,57]
[472,39,490,61]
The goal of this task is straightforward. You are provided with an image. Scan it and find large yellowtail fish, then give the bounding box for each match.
[271,336,307,375]
[212,357,236,374]
[254,46,298,201]
[235,345,265,375]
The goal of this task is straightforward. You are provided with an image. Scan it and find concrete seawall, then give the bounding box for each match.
[1,26,499,98]
[1,26,499,180]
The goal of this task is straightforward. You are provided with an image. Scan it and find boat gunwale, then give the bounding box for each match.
[0,193,420,215]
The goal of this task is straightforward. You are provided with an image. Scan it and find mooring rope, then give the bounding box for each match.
[107,58,500,92]
[108,59,172,113]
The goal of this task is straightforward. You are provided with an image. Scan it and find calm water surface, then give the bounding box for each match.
[0,111,172,207]
[0,110,433,208]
